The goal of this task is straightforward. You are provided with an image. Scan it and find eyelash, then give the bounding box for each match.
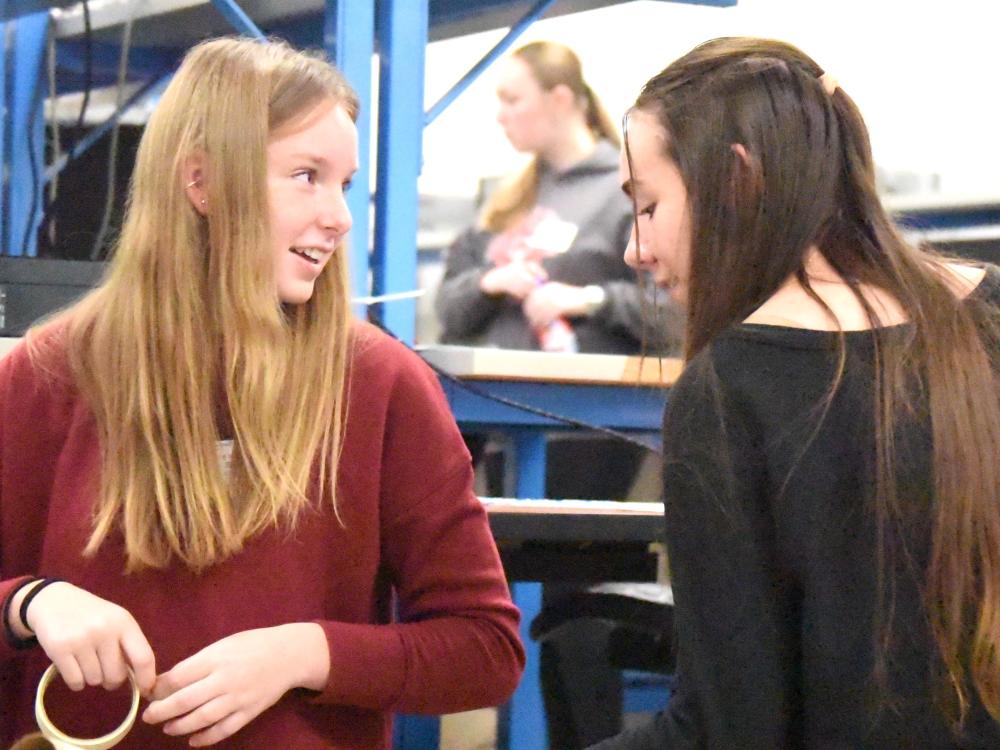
[293,169,317,184]
[640,203,657,218]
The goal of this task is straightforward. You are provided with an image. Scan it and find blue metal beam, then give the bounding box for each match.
[209,0,266,41]
[326,0,374,305]
[44,70,174,184]
[425,0,557,126]
[3,12,48,257]
[53,41,181,93]
[373,0,427,344]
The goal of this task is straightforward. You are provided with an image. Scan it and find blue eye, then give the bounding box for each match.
[293,169,317,184]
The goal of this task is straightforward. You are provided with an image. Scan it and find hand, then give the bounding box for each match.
[523,282,590,328]
[18,581,156,696]
[143,623,329,747]
[480,259,547,300]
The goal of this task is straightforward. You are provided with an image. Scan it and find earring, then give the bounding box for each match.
[200,199,206,206]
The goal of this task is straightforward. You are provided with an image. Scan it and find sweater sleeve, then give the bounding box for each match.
[590,355,796,749]
[312,341,524,713]
[0,343,47,661]
[588,211,684,354]
[434,227,507,342]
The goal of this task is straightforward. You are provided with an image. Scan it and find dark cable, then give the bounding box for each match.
[90,15,133,260]
[21,42,45,258]
[367,318,661,455]
[74,0,92,140]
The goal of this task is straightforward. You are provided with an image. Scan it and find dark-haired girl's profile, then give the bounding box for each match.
[590,37,1000,749]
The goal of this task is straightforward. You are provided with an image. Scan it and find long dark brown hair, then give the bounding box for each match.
[481,41,619,233]
[627,37,1000,724]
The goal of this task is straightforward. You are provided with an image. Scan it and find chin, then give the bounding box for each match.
[279,285,316,305]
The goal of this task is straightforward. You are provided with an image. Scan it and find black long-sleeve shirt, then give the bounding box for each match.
[593,266,1000,749]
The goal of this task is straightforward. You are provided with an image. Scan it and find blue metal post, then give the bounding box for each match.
[505,430,549,749]
[3,12,48,257]
[325,0,374,306]
[1,21,8,250]
[372,0,427,344]
[209,0,266,40]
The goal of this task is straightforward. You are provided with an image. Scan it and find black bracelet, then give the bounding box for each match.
[18,578,65,636]
[2,577,41,650]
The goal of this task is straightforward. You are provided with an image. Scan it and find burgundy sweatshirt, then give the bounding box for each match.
[0,321,523,749]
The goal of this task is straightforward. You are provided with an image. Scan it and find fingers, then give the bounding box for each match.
[524,260,548,281]
[161,694,235,737]
[149,655,212,704]
[51,654,86,692]
[522,291,557,328]
[120,625,157,696]
[145,677,216,726]
[95,640,128,690]
[187,711,251,748]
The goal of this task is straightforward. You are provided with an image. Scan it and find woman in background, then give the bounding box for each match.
[436,40,680,355]
[437,39,680,750]
[0,37,522,750]
[592,36,1000,749]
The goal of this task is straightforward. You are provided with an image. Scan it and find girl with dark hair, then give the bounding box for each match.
[592,37,1000,749]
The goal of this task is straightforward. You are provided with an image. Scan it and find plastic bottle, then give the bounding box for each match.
[538,317,578,353]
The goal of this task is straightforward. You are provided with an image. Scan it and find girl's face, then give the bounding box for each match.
[267,99,357,305]
[619,109,692,305]
[495,57,559,154]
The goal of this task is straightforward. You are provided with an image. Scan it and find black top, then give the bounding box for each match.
[592,266,1000,749]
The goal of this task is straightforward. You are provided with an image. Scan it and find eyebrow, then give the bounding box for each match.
[288,154,329,167]
[286,155,359,177]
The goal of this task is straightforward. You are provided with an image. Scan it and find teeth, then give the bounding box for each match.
[294,247,323,261]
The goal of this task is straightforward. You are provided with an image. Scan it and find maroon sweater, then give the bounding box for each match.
[0,322,523,749]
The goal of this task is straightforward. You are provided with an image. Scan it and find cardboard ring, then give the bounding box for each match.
[35,664,140,750]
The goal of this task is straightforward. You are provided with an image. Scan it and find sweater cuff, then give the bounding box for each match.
[1,575,41,658]
[309,620,407,709]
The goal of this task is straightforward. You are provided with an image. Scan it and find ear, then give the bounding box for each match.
[730,142,750,166]
[180,151,209,216]
[548,83,577,112]
[728,142,763,206]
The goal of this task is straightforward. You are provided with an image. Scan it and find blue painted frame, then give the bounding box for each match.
[2,11,47,257]
[326,0,375,304]
[372,0,428,344]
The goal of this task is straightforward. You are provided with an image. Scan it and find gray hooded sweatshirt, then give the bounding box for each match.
[435,140,682,354]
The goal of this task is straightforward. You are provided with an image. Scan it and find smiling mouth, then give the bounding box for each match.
[290,247,323,264]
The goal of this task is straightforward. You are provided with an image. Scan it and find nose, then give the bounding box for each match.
[318,186,353,238]
[623,227,654,270]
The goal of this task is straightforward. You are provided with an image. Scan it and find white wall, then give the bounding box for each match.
[419,0,1000,198]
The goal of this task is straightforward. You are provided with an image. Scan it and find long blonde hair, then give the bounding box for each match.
[35,37,359,572]
[481,41,619,233]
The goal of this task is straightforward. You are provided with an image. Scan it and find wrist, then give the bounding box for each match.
[479,269,501,297]
[580,284,607,317]
[281,623,330,691]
